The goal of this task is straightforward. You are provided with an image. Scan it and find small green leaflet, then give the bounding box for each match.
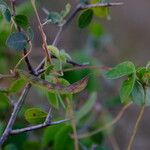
[14,14,29,29]
[46,3,71,26]
[47,45,71,63]
[78,9,94,28]
[6,32,29,51]
[24,108,47,124]
[0,0,11,22]
[76,92,97,122]
[105,61,136,79]
[9,78,26,93]
[0,92,9,111]
[119,74,135,103]
[60,3,71,18]
[91,0,111,19]
[47,92,59,109]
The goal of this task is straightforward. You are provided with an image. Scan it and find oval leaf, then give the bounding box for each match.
[78,9,93,28]
[120,74,136,103]
[9,78,26,93]
[14,14,29,29]
[105,61,135,79]
[24,108,47,124]
[6,32,28,51]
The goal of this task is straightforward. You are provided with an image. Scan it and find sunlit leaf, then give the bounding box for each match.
[24,108,47,124]
[91,0,110,19]
[9,78,26,93]
[47,92,59,109]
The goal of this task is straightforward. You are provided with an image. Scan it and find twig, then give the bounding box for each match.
[36,2,123,71]
[10,119,69,135]
[31,0,51,64]
[0,84,31,146]
[80,2,124,9]
[76,103,132,139]
[10,0,35,75]
[66,98,79,150]
[126,106,145,150]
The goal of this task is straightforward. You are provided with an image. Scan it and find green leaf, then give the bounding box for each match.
[78,9,93,28]
[24,108,47,124]
[23,141,41,150]
[59,49,72,62]
[91,0,110,19]
[27,27,34,40]
[9,78,26,93]
[0,92,9,111]
[4,144,17,150]
[60,3,71,18]
[47,92,59,109]
[131,81,145,106]
[0,0,11,22]
[105,61,135,79]
[76,92,97,122]
[89,22,105,38]
[14,14,29,29]
[6,32,29,51]
[54,125,73,150]
[42,124,64,148]
[47,12,62,24]
[47,45,60,59]
[120,74,136,103]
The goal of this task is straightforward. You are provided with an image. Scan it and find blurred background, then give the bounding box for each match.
[0,0,150,149]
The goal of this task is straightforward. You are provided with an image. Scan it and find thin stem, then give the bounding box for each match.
[127,89,146,150]
[80,2,124,9]
[36,2,123,71]
[0,84,31,146]
[31,0,51,64]
[66,99,79,150]
[10,119,69,135]
[77,103,132,139]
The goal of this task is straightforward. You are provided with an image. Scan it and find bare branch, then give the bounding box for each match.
[0,84,31,146]
[10,119,69,135]
[80,2,124,9]
[31,0,52,64]
[36,2,123,71]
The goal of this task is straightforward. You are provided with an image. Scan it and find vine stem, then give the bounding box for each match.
[76,103,132,139]
[127,88,146,150]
